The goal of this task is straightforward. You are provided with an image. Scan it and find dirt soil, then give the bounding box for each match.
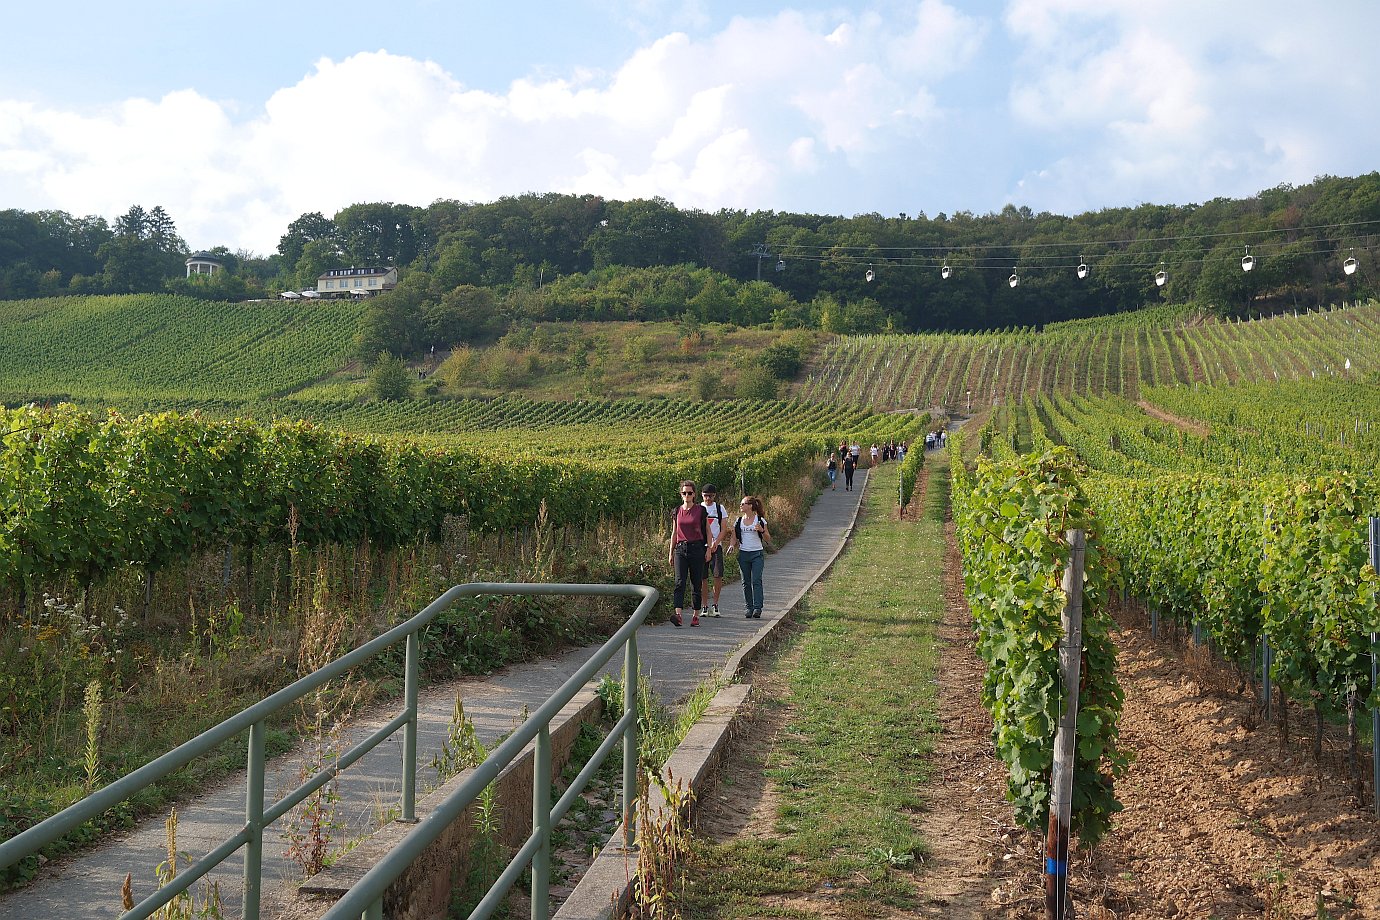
[1074,603,1380,920]
[1136,399,1212,437]
[692,517,1380,919]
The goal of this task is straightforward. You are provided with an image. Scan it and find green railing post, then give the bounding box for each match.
[623,632,639,848]
[2,582,658,920]
[402,632,420,822]
[244,719,266,920]
[531,725,552,920]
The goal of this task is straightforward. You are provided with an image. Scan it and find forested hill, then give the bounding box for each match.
[1,173,1376,342]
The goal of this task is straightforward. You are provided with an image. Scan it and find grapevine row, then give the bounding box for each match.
[949,443,1128,845]
[1,402,926,593]
[794,300,1380,410]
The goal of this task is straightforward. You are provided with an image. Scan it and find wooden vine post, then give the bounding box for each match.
[1370,516,1379,818]
[1045,529,1085,920]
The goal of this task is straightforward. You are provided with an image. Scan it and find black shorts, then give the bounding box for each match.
[706,546,724,577]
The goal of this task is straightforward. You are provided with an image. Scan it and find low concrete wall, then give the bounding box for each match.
[285,689,603,920]
[551,683,753,920]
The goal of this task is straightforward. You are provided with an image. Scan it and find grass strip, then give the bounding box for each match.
[680,460,950,919]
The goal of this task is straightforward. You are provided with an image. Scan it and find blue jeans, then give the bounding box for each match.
[739,549,764,612]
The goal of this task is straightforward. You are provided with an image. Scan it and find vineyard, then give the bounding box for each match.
[4,287,1380,912]
[0,295,364,401]
[797,299,1380,410]
[0,398,924,594]
[0,393,923,882]
[951,375,1380,863]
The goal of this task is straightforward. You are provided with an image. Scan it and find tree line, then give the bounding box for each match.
[1,173,1376,347]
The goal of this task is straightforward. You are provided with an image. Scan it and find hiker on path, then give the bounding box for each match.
[668,480,711,627]
[826,452,839,490]
[699,484,729,618]
[842,450,856,491]
[870,443,880,467]
[729,495,770,619]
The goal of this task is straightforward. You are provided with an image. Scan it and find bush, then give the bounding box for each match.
[623,336,659,364]
[368,352,413,401]
[690,366,721,400]
[434,346,477,391]
[760,342,802,380]
[735,365,779,399]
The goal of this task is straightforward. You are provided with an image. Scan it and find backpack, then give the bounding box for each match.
[734,515,767,544]
[705,501,725,536]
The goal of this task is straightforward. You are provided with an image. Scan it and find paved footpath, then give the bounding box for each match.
[1,470,870,919]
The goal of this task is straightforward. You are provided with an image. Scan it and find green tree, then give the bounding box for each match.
[368,352,413,401]
[277,212,337,270]
[357,274,433,359]
[100,204,187,292]
[815,294,845,333]
[844,297,887,334]
[428,284,501,345]
[294,238,345,289]
[760,342,802,380]
[98,235,164,293]
[1194,244,1255,315]
[335,202,421,266]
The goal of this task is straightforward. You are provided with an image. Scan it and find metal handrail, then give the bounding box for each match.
[0,581,657,920]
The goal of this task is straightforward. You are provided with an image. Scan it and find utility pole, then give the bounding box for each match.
[747,243,772,282]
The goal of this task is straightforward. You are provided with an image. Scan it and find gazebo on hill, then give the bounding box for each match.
[185,251,224,277]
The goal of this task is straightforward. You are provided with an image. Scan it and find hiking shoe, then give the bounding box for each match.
[691,612,700,627]
[745,609,753,619]
[709,605,721,617]
[752,609,762,619]
[671,611,682,627]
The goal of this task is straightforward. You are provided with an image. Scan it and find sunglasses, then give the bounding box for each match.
[681,490,695,495]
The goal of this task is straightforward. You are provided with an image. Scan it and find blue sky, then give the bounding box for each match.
[1,0,1375,255]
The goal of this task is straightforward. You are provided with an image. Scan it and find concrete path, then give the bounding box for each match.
[0,470,870,919]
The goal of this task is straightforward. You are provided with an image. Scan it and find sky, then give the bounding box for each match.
[1,0,1376,256]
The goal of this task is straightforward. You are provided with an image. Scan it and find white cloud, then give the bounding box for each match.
[1,0,1372,254]
[0,6,978,251]
[1002,0,1380,212]
[887,0,988,79]
[787,137,819,173]
[653,84,732,161]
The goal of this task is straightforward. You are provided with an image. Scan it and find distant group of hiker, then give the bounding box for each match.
[667,428,949,628]
[668,481,769,628]
[823,432,939,492]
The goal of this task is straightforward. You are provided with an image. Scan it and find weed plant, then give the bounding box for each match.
[118,807,224,919]
[596,670,721,920]
[0,467,820,890]
[594,671,719,776]
[631,772,694,920]
[0,511,663,888]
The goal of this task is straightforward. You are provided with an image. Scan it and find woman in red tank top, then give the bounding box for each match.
[667,480,710,627]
